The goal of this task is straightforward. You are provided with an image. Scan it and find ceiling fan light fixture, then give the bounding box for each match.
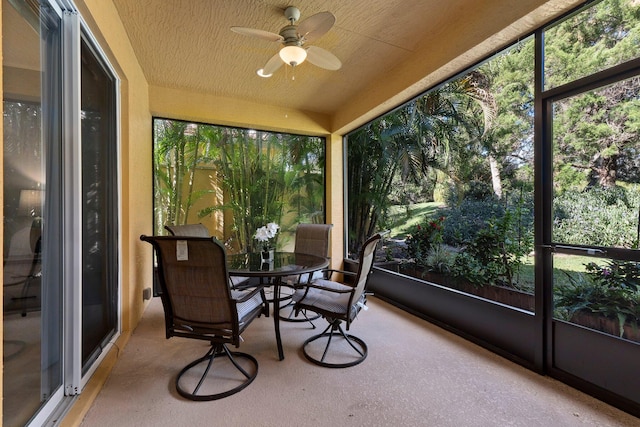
[232,7,339,77]
[279,45,307,67]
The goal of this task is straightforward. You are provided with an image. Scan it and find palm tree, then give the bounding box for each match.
[347,70,498,255]
[153,119,203,232]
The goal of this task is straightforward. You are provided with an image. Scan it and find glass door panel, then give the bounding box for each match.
[3,1,63,425]
[80,37,118,370]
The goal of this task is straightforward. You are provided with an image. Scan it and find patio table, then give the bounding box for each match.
[227,251,329,361]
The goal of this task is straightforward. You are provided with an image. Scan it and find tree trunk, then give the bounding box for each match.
[599,154,617,188]
[489,154,502,198]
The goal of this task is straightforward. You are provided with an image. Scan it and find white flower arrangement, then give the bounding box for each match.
[254,222,279,251]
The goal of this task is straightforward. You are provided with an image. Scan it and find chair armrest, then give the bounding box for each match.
[323,268,357,278]
[321,269,357,286]
[232,283,267,303]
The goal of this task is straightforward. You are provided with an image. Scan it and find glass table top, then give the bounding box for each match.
[227,252,329,277]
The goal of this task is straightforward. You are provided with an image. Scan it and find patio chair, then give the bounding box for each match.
[165,223,249,289]
[292,232,382,368]
[280,223,333,326]
[140,235,266,400]
[3,219,42,316]
[164,223,210,237]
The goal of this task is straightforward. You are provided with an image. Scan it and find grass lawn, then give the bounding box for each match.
[386,202,444,239]
[513,254,597,293]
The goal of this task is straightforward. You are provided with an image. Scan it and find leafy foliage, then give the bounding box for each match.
[544,0,640,89]
[153,119,325,252]
[422,244,457,274]
[345,0,640,336]
[546,1,640,190]
[553,186,640,248]
[405,216,445,265]
[438,196,505,247]
[451,207,533,287]
[556,259,640,335]
[347,73,495,256]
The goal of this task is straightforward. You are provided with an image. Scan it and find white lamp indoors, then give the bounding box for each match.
[278,45,307,67]
[18,189,43,217]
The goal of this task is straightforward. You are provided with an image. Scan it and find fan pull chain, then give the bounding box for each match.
[285,65,296,81]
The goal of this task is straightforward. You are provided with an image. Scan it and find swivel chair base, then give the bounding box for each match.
[302,320,367,368]
[176,343,258,401]
[280,301,320,326]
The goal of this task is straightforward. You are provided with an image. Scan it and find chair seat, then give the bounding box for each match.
[292,279,354,316]
[230,275,250,288]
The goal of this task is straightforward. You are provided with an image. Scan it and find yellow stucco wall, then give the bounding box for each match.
[150,86,333,136]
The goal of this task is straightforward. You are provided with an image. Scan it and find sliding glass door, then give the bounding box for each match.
[3,1,119,425]
[3,2,63,425]
[80,36,118,372]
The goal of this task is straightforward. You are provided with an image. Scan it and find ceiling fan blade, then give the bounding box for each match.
[306,46,341,70]
[230,26,283,42]
[297,11,335,42]
[259,53,283,77]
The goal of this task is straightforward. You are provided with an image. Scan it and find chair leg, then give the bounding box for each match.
[16,276,37,317]
[302,320,368,368]
[176,343,258,401]
[279,302,318,328]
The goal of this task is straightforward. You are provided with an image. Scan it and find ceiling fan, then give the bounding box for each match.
[231,6,342,78]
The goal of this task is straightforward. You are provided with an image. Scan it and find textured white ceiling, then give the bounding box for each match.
[111,0,475,116]
[110,0,579,124]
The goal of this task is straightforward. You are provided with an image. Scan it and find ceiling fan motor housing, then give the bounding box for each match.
[279,25,303,47]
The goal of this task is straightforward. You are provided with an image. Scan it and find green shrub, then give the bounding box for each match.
[439,198,505,246]
[553,186,640,248]
[423,244,457,273]
[586,260,640,292]
[438,189,534,248]
[452,207,533,287]
[465,180,495,200]
[406,216,444,265]
[555,259,640,336]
